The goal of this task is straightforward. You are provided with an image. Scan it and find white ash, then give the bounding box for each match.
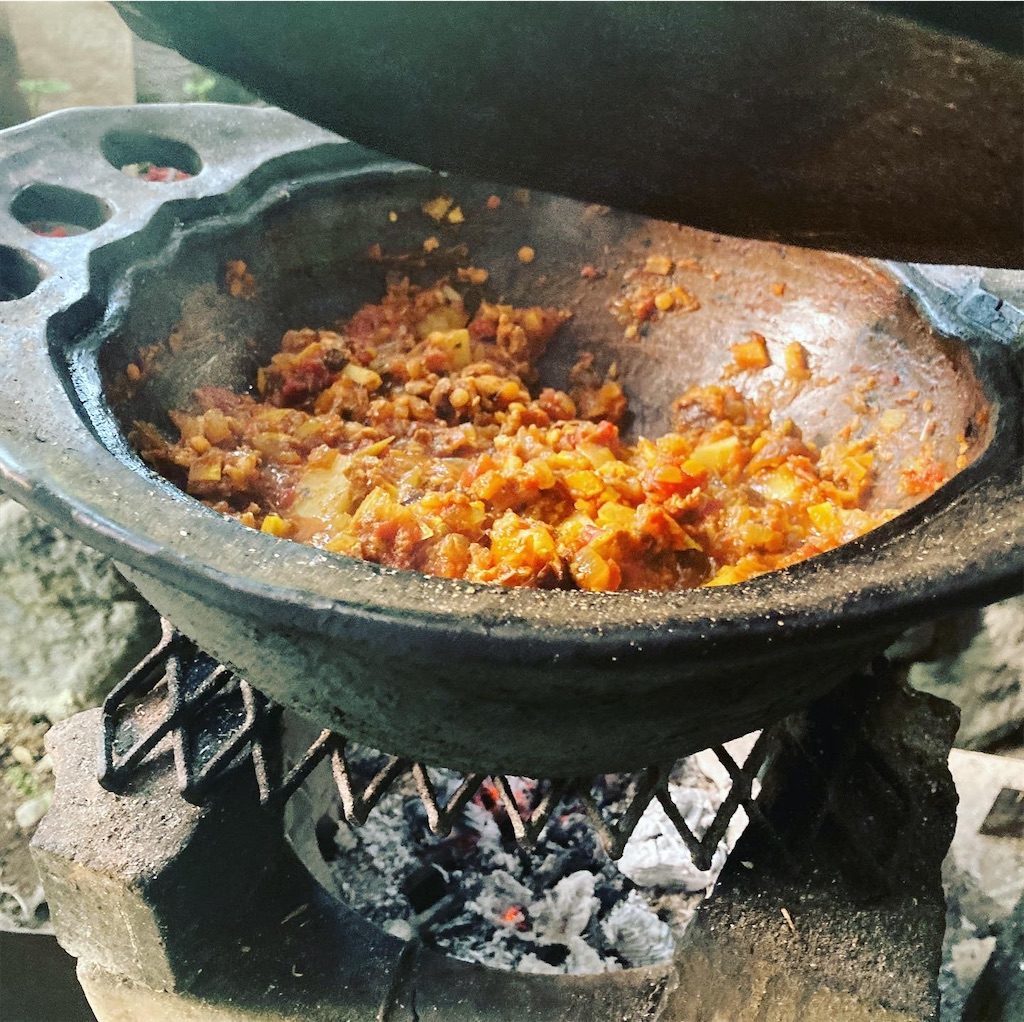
[601,891,677,967]
[618,748,756,891]
[310,736,757,974]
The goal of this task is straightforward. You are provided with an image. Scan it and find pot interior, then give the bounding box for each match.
[94,169,990,522]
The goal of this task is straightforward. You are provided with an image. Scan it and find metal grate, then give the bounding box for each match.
[99,621,786,869]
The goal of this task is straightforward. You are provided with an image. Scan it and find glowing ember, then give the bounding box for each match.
[26,222,78,238]
[120,163,192,183]
[500,905,529,931]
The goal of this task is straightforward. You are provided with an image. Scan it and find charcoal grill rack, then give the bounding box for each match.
[33,614,960,1021]
[95,618,939,889]
[98,620,794,871]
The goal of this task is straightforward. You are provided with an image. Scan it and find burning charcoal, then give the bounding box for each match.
[402,796,429,835]
[466,870,534,928]
[315,813,340,861]
[400,863,450,914]
[471,777,546,846]
[618,784,744,891]
[497,904,530,932]
[532,943,570,967]
[533,847,594,887]
[318,744,716,974]
[593,871,631,917]
[529,871,600,946]
[601,892,676,967]
[473,779,504,813]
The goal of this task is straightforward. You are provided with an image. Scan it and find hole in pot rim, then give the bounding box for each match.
[100,130,203,182]
[10,182,112,237]
[0,246,43,301]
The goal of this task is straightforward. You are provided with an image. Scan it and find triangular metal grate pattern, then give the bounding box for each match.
[99,623,781,863]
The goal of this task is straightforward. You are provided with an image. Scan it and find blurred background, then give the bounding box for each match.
[0,0,256,130]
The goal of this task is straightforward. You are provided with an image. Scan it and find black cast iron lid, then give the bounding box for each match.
[116,2,1024,267]
[0,104,1021,671]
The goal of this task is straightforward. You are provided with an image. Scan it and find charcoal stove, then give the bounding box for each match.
[0,104,1021,1019]
[32,622,961,1021]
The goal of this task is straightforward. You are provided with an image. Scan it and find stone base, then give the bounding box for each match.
[32,670,962,1021]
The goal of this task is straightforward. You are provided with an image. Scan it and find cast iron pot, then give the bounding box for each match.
[0,105,1021,776]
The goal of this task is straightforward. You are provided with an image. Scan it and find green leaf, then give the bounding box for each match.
[183,73,217,102]
[17,78,72,96]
